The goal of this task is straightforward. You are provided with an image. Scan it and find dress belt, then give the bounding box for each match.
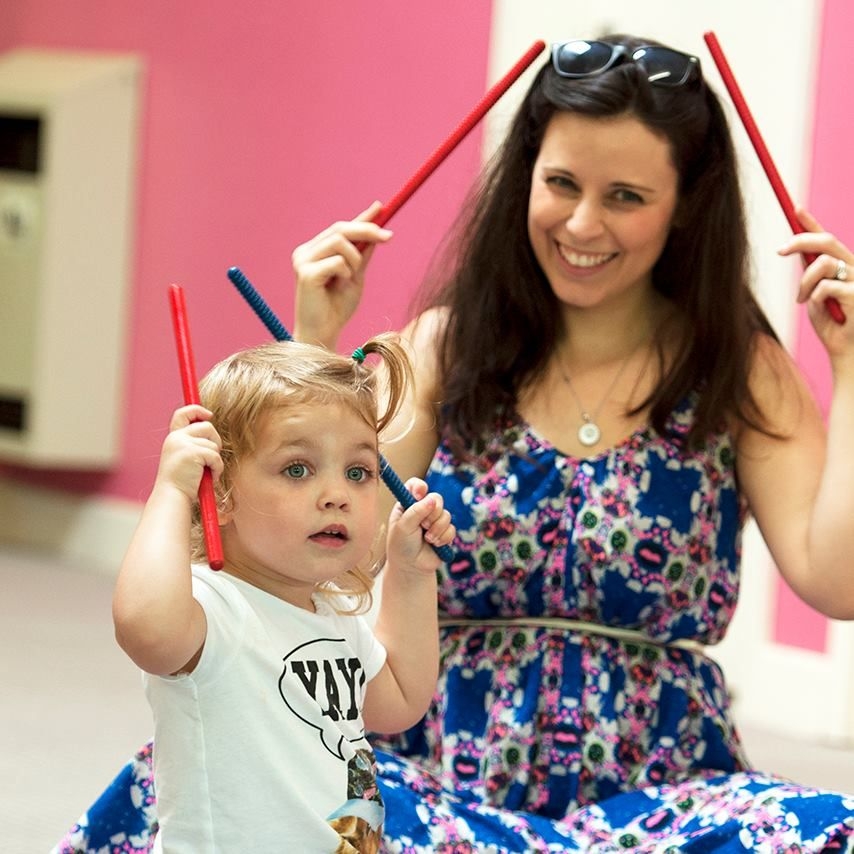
[437,616,708,657]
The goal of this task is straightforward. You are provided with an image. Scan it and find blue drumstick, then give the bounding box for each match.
[227,266,454,563]
[228,266,293,342]
[376,457,454,562]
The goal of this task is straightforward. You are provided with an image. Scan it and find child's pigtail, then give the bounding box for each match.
[351,333,413,434]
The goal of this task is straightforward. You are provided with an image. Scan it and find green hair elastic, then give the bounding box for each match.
[228,266,453,562]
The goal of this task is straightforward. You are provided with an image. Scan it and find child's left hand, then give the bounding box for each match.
[386,477,455,573]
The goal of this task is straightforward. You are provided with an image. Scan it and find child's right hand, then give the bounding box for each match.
[154,405,224,503]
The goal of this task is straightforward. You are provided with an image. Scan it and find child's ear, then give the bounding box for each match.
[216,495,234,526]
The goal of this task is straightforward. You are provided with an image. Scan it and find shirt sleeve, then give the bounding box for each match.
[184,565,250,683]
[316,594,388,683]
[350,613,387,682]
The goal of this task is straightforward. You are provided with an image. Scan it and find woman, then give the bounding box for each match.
[57,34,854,853]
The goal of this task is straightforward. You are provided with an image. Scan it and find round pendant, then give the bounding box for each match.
[578,421,601,447]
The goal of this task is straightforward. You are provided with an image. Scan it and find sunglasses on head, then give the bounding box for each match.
[552,40,701,88]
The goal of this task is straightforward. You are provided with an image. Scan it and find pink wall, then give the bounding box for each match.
[4,2,850,655]
[1,1,492,502]
[773,0,854,650]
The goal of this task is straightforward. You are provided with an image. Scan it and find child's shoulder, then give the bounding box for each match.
[189,564,256,620]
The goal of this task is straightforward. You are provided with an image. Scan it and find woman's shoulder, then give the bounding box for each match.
[736,330,818,440]
[379,307,447,484]
[399,307,449,399]
[402,306,449,348]
[747,330,804,403]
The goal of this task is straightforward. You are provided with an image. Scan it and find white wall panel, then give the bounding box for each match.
[488,1,854,745]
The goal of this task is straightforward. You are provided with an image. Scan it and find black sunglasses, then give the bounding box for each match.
[552,40,700,88]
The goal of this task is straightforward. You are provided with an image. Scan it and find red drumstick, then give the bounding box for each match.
[371,39,545,229]
[347,39,546,258]
[168,284,225,571]
[703,31,845,323]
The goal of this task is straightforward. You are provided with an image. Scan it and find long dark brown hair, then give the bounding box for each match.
[417,34,778,452]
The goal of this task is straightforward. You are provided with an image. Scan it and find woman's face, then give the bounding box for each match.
[527,111,680,312]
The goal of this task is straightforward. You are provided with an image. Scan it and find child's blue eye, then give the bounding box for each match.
[346,467,367,482]
[285,463,308,478]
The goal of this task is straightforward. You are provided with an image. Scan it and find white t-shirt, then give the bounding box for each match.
[144,565,387,853]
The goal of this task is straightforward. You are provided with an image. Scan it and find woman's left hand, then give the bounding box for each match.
[778,208,854,355]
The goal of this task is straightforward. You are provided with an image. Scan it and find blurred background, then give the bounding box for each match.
[1,1,853,848]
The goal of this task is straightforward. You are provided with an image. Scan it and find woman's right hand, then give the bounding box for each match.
[292,200,393,349]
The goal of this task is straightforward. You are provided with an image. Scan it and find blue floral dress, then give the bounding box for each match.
[374,395,853,851]
[55,396,854,853]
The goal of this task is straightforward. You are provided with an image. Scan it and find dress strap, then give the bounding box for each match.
[438,616,709,657]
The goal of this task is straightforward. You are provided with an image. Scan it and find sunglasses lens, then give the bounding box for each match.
[632,47,697,87]
[553,40,616,77]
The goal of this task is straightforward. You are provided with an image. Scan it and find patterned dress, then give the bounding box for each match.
[55,396,854,853]
[374,395,854,852]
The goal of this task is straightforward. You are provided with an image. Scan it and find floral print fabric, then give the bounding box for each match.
[53,397,854,852]
[54,743,157,854]
[371,397,853,850]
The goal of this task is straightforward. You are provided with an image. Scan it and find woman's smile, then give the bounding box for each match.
[556,243,619,271]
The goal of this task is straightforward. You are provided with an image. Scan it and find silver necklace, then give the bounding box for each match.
[558,350,638,447]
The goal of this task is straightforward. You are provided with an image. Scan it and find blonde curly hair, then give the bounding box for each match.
[190,333,412,614]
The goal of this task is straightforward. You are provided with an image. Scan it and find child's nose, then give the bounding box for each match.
[318,478,351,510]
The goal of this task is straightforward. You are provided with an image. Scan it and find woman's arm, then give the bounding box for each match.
[376,308,448,520]
[112,405,222,675]
[364,313,450,731]
[738,211,854,618]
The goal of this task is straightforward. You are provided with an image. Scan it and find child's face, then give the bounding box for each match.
[219,400,380,609]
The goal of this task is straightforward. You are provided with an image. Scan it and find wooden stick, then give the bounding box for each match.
[372,39,546,229]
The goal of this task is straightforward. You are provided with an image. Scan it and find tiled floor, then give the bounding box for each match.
[2,544,853,852]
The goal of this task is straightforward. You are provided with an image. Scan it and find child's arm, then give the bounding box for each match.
[113,404,223,676]
[362,478,454,734]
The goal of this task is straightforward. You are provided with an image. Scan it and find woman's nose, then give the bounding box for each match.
[565,197,605,240]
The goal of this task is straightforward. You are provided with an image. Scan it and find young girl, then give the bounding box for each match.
[111,334,454,853]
